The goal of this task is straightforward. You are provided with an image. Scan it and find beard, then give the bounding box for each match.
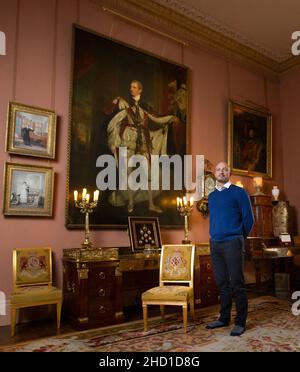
[216,175,229,183]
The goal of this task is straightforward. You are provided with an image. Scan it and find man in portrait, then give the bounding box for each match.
[21,125,34,146]
[106,80,179,213]
[241,125,263,171]
[235,117,264,172]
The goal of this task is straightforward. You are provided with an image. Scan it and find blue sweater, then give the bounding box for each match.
[208,184,254,241]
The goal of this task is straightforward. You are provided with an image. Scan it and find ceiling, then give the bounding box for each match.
[155,0,300,63]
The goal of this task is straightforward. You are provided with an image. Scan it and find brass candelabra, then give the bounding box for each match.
[177,196,194,244]
[74,188,99,249]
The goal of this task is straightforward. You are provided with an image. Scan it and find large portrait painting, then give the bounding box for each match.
[228,101,272,178]
[66,26,188,229]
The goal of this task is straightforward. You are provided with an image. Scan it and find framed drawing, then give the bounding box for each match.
[228,101,272,178]
[128,216,162,252]
[6,102,57,159]
[3,163,54,216]
[66,26,188,229]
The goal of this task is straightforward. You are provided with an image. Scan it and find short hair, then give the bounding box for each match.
[131,80,143,91]
[215,162,230,173]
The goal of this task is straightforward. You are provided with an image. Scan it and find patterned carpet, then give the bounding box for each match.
[1,296,299,352]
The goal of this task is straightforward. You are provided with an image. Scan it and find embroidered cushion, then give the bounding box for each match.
[142,285,193,302]
[11,286,62,304]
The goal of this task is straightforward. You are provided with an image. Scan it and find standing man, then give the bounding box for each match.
[22,125,34,146]
[206,162,254,336]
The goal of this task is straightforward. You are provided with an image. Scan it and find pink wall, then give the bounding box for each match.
[0,0,283,325]
[280,65,300,234]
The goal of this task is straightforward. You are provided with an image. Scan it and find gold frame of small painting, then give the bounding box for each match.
[128,216,162,252]
[6,102,57,159]
[3,162,54,217]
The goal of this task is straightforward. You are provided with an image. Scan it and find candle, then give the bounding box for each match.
[82,188,87,200]
[74,190,78,202]
[85,194,90,203]
[183,196,187,206]
[176,197,180,207]
[253,177,263,187]
[94,190,99,202]
[190,196,194,205]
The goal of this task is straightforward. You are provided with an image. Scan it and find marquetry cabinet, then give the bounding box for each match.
[272,200,293,237]
[250,195,273,238]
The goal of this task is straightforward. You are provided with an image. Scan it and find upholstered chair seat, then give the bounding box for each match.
[11,286,62,304]
[142,286,193,302]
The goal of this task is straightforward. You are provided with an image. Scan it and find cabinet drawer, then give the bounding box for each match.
[88,267,116,282]
[88,301,114,320]
[200,273,216,286]
[200,286,219,306]
[88,285,115,299]
[200,260,213,273]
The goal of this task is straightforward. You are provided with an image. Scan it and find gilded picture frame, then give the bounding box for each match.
[228,101,272,178]
[3,163,54,217]
[6,102,57,159]
[128,216,162,252]
[66,25,188,229]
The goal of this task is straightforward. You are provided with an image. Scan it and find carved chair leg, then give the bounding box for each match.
[11,307,17,337]
[182,305,188,333]
[56,301,62,331]
[143,304,148,332]
[190,297,195,320]
[160,305,165,320]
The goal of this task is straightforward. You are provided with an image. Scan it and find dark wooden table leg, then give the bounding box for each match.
[254,259,262,292]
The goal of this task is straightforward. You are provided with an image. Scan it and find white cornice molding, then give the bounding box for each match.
[91,0,300,76]
[155,0,292,63]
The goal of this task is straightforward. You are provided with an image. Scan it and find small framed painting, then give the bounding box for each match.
[6,102,57,159]
[3,162,54,217]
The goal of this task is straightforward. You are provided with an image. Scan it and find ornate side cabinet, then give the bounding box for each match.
[272,200,293,237]
[250,195,273,238]
[194,245,219,308]
[63,247,124,330]
[198,255,219,307]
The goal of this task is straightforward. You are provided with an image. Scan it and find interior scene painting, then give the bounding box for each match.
[9,170,45,210]
[6,102,56,159]
[3,163,53,217]
[67,26,188,228]
[14,112,49,151]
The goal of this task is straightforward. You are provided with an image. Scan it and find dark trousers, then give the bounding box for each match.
[210,237,248,327]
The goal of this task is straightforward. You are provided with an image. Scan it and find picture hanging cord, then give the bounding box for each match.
[102,6,189,47]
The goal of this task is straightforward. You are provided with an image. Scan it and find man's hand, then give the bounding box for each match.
[172,116,180,125]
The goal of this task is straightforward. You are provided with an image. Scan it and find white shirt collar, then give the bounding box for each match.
[132,95,141,102]
[215,181,231,191]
